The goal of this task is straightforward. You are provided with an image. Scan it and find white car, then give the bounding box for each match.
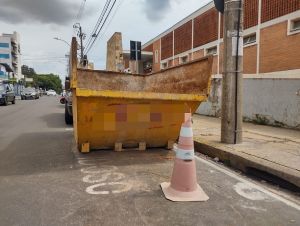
[46,90,57,96]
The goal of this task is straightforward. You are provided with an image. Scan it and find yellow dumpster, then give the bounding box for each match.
[69,38,213,152]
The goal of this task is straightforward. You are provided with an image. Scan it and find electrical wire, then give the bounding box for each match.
[84,0,112,54]
[84,0,111,45]
[84,0,117,55]
[73,0,87,36]
[87,0,124,54]
[75,0,87,22]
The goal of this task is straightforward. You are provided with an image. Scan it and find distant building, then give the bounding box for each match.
[106,32,124,72]
[142,0,300,129]
[0,32,23,81]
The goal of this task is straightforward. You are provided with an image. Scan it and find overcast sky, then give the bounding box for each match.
[0,0,211,80]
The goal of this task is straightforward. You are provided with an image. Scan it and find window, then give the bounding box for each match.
[0,43,9,48]
[154,50,159,63]
[291,18,300,32]
[243,33,256,46]
[0,53,10,59]
[161,62,168,69]
[288,18,300,35]
[206,46,217,56]
[179,55,189,64]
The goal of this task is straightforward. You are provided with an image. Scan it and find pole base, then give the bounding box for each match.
[160,182,209,202]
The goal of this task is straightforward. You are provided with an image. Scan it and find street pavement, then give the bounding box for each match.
[0,97,299,226]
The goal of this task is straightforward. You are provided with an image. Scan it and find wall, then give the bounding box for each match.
[260,21,300,73]
[243,79,300,128]
[152,39,161,72]
[174,21,192,55]
[161,32,173,60]
[197,78,300,129]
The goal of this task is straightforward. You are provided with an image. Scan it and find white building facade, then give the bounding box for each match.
[0,32,23,81]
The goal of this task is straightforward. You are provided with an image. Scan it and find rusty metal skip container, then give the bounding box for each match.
[69,37,213,152]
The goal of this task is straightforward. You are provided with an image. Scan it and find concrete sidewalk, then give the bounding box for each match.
[192,115,300,188]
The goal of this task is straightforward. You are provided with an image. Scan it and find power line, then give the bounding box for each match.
[84,0,111,53]
[87,0,124,54]
[75,0,87,22]
[73,0,87,37]
[86,0,117,54]
[84,0,117,55]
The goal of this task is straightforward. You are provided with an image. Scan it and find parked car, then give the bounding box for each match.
[0,83,16,105]
[21,87,39,100]
[46,90,57,96]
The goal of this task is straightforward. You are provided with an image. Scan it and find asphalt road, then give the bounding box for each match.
[0,97,299,226]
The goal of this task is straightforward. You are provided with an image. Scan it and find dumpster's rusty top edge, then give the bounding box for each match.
[75,88,208,102]
[77,56,213,77]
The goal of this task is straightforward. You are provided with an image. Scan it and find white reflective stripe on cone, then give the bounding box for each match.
[180,126,193,138]
[175,148,194,160]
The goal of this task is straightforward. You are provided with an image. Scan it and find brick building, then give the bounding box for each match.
[142,0,300,129]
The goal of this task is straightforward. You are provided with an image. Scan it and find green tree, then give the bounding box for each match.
[32,73,62,94]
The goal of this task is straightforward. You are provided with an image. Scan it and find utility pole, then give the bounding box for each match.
[79,25,84,61]
[73,23,85,65]
[221,0,244,144]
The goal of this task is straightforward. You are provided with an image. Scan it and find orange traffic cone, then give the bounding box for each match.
[160,113,209,202]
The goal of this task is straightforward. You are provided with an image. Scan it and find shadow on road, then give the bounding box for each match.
[41,113,66,128]
[0,131,74,176]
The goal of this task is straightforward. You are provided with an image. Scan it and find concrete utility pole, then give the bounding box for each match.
[73,23,85,65]
[221,0,244,144]
[79,26,84,61]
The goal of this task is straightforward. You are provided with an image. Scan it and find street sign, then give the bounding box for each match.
[214,0,224,14]
[130,40,141,61]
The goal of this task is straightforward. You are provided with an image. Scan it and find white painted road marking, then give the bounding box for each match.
[83,172,125,183]
[233,182,269,201]
[86,182,132,195]
[195,155,300,211]
[77,157,132,195]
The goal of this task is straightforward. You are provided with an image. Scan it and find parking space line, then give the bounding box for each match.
[195,155,300,211]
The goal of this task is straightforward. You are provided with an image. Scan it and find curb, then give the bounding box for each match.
[194,139,300,189]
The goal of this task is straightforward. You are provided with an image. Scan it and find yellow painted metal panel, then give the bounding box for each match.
[74,96,201,150]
